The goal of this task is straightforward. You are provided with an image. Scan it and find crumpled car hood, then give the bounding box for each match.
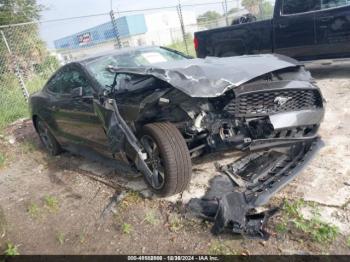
[110,54,302,98]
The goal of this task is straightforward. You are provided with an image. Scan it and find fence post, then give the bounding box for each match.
[176,2,189,55]
[110,10,122,49]
[1,29,29,102]
[223,0,229,26]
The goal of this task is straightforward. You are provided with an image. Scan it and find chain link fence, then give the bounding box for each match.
[0,0,274,128]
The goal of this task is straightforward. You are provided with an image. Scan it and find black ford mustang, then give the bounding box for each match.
[29,46,325,197]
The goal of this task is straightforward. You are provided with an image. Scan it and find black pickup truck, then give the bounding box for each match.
[194,0,350,61]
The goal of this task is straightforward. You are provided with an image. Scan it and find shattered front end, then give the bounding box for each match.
[186,65,325,239]
[186,68,325,154]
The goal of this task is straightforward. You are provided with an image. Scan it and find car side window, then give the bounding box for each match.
[60,69,94,96]
[47,71,64,93]
[282,0,321,15]
[321,0,350,9]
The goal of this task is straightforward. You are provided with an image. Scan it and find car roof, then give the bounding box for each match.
[77,46,164,65]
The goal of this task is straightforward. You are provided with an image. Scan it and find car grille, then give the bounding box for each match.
[224,89,322,117]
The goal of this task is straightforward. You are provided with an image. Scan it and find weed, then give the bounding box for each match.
[120,191,142,210]
[282,199,305,217]
[21,141,37,154]
[56,232,65,245]
[122,223,133,235]
[79,233,86,244]
[27,203,41,219]
[143,211,159,225]
[4,242,19,256]
[44,195,59,211]
[347,236,350,247]
[208,241,236,255]
[279,199,339,244]
[0,152,5,168]
[169,216,183,233]
[275,222,288,233]
[126,191,142,203]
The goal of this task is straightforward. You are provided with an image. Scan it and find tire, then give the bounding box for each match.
[36,118,62,156]
[140,122,192,197]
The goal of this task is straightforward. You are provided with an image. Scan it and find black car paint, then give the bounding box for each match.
[31,62,110,156]
[30,49,325,157]
[29,47,326,236]
[195,0,350,61]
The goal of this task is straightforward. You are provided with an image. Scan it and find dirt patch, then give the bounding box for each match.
[0,62,350,254]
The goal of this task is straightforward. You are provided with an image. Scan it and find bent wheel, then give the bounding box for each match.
[140,122,192,197]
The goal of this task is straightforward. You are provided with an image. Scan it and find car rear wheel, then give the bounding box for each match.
[36,119,62,156]
[140,122,192,197]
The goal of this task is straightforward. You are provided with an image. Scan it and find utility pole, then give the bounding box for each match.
[223,0,229,26]
[177,0,189,55]
[110,9,122,48]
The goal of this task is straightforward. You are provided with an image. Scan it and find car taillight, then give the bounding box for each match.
[194,36,199,50]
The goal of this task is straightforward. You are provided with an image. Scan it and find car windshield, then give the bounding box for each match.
[85,47,188,87]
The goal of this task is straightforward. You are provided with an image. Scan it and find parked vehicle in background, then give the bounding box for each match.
[194,0,350,61]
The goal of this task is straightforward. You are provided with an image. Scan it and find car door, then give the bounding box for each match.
[315,0,350,58]
[273,0,321,60]
[53,65,109,154]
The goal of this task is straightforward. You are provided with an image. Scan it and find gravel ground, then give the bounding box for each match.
[0,61,349,255]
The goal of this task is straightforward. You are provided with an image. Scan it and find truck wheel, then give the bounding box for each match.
[140,122,192,197]
[36,118,62,156]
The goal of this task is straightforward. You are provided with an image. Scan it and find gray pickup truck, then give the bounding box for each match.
[194,0,350,61]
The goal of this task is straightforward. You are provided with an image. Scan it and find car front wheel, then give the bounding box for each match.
[140,122,192,197]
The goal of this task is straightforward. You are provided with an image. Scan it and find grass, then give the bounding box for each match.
[276,199,340,244]
[27,203,41,219]
[169,216,183,233]
[208,241,237,255]
[56,232,65,245]
[0,74,48,131]
[20,140,37,154]
[347,236,350,247]
[143,211,159,226]
[44,195,59,212]
[121,223,133,235]
[120,191,143,210]
[167,39,196,58]
[0,152,5,169]
[3,242,19,256]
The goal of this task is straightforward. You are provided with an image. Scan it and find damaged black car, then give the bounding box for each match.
[29,46,325,201]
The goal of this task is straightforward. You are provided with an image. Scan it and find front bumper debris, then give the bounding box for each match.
[188,138,323,239]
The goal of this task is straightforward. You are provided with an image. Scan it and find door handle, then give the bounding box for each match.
[320,16,334,22]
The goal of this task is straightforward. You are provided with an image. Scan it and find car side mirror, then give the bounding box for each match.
[71,86,83,98]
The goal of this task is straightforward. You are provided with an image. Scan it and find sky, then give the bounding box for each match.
[37,0,242,48]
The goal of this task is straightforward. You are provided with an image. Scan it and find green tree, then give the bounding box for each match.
[242,0,274,19]
[0,0,59,129]
[197,11,222,26]
[242,0,260,14]
[0,0,43,25]
[0,0,54,81]
[260,1,274,19]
